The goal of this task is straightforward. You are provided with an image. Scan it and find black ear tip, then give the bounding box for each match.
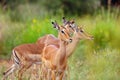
[51,22,54,24]
[3,72,5,75]
[62,17,65,19]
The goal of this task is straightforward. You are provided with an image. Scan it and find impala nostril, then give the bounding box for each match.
[62,17,65,19]
[69,39,72,43]
[91,36,94,39]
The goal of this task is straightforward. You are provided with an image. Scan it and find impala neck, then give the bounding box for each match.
[55,34,67,65]
[66,31,79,58]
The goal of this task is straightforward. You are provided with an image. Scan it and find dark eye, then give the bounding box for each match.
[80,29,83,32]
[61,31,64,33]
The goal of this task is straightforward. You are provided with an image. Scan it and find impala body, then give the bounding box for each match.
[2,43,43,80]
[41,24,72,80]
[2,20,72,80]
[3,17,93,80]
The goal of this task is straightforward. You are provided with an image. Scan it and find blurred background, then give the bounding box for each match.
[0,0,120,80]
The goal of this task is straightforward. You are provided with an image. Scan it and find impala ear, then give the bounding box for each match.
[51,21,60,30]
[80,25,85,28]
[76,27,79,32]
[70,19,75,24]
[62,17,66,23]
[62,17,68,25]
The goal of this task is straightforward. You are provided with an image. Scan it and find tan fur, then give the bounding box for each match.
[2,34,59,80]
[14,44,43,62]
[2,19,93,80]
[42,28,71,80]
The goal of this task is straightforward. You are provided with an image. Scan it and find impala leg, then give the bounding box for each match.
[42,65,45,80]
[63,66,70,80]
[34,65,39,78]
[67,66,70,80]
[41,63,48,80]
[18,65,25,80]
[58,72,64,80]
[31,64,39,80]
[47,69,51,80]
[18,63,32,80]
[34,64,41,79]
[51,70,55,80]
[10,72,15,80]
[2,64,18,80]
[38,64,43,80]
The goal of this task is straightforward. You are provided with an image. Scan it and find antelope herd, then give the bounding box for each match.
[2,17,93,80]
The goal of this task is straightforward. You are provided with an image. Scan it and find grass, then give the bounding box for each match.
[0,5,120,80]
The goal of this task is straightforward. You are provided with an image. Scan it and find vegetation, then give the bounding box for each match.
[0,0,120,80]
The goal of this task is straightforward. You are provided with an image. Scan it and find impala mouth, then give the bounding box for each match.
[69,39,72,43]
[91,36,94,40]
[88,36,94,40]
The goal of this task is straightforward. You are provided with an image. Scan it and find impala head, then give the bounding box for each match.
[52,21,72,43]
[62,17,77,34]
[62,17,93,40]
[75,26,94,40]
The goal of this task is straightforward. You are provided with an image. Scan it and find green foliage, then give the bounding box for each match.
[1,18,58,57]
[0,3,120,80]
[2,0,101,16]
[92,17,116,50]
[38,0,100,15]
[86,49,120,80]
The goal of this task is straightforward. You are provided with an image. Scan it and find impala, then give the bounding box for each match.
[2,20,72,80]
[45,17,93,58]
[48,18,93,80]
[62,17,93,79]
[41,18,93,80]
[41,22,72,80]
[37,18,93,80]
[3,17,93,80]
[60,17,93,57]
[2,43,43,80]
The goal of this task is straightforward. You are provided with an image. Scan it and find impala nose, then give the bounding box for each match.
[69,39,72,43]
[91,36,94,40]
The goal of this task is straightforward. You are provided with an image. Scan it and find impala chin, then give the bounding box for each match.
[69,39,72,43]
[87,36,94,40]
[56,76,60,80]
[91,36,94,40]
[65,39,72,43]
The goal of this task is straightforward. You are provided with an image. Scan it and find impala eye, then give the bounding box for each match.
[70,24,74,27]
[70,23,76,28]
[80,29,84,32]
[69,25,72,27]
[61,31,64,33]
